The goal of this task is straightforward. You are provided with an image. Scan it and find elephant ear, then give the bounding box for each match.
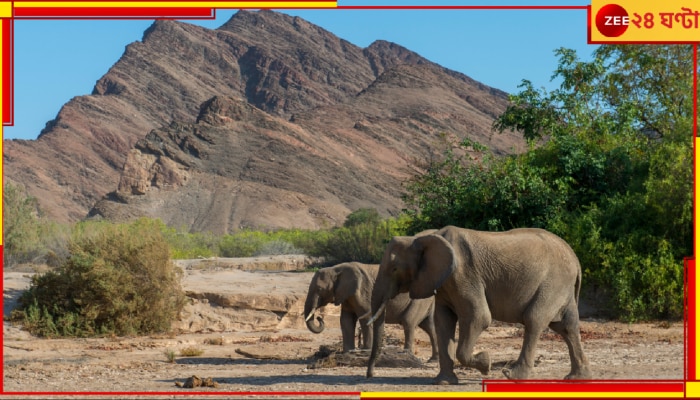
[409,234,456,299]
[334,266,360,306]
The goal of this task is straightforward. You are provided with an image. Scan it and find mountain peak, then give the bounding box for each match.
[4,9,525,229]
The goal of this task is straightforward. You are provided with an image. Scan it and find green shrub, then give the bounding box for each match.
[314,218,409,265]
[217,229,329,258]
[10,218,187,337]
[218,230,268,257]
[3,183,71,268]
[159,224,218,259]
[344,208,382,228]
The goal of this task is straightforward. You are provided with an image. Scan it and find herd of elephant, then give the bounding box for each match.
[302,226,593,385]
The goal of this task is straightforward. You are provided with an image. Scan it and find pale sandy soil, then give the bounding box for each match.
[2,259,685,399]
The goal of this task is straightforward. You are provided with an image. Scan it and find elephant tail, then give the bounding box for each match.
[574,268,582,306]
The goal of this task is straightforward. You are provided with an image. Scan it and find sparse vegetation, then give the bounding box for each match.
[158,209,409,265]
[164,349,177,363]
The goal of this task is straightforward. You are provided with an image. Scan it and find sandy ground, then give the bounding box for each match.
[2,260,686,399]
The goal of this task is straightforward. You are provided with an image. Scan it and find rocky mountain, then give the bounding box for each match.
[4,10,525,233]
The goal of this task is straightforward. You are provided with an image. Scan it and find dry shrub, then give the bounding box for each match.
[204,336,224,346]
[180,346,205,357]
[10,218,187,337]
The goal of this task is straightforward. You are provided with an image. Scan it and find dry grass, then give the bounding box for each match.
[179,346,205,357]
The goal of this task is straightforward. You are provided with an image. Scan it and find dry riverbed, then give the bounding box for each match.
[3,257,685,398]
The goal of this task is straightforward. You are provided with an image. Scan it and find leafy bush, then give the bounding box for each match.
[11,218,187,337]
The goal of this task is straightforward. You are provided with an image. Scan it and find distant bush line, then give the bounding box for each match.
[2,190,407,269]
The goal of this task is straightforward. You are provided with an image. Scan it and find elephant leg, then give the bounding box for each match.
[402,322,416,355]
[419,315,439,362]
[455,307,491,376]
[433,304,458,385]
[502,302,548,380]
[548,301,592,380]
[340,310,357,353]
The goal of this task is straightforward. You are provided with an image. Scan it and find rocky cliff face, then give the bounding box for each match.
[4,10,525,232]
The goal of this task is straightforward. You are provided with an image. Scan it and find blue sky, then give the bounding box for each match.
[4,2,595,140]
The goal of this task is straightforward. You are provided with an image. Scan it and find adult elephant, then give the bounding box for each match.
[366,226,591,384]
[303,261,438,360]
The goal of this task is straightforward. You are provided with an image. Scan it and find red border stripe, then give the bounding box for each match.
[14,7,215,18]
[2,18,12,125]
[483,381,685,393]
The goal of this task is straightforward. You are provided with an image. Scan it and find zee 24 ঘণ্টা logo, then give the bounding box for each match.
[594,2,700,40]
[595,3,630,37]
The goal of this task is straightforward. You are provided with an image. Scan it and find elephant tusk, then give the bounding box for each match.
[305,312,314,322]
[366,302,386,326]
[358,310,372,320]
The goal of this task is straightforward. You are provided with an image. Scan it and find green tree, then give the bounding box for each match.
[404,45,693,320]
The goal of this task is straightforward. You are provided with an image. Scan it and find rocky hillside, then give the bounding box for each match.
[4,10,525,232]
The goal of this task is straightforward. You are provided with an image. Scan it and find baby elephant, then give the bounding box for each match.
[303,261,438,360]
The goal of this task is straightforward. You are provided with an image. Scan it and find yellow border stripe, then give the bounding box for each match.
[0,2,10,17]
[15,1,337,8]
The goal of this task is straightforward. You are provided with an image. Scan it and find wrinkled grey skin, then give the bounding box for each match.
[303,261,438,359]
[367,226,592,384]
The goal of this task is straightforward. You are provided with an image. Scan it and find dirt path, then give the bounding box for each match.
[2,263,685,398]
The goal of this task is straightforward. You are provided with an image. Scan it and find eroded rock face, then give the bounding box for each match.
[173,267,341,334]
[6,9,526,230]
[117,148,190,195]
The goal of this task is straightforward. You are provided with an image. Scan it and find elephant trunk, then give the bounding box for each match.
[367,274,399,378]
[367,282,395,378]
[303,293,325,334]
[366,297,387,378]
[306,314,325,334]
